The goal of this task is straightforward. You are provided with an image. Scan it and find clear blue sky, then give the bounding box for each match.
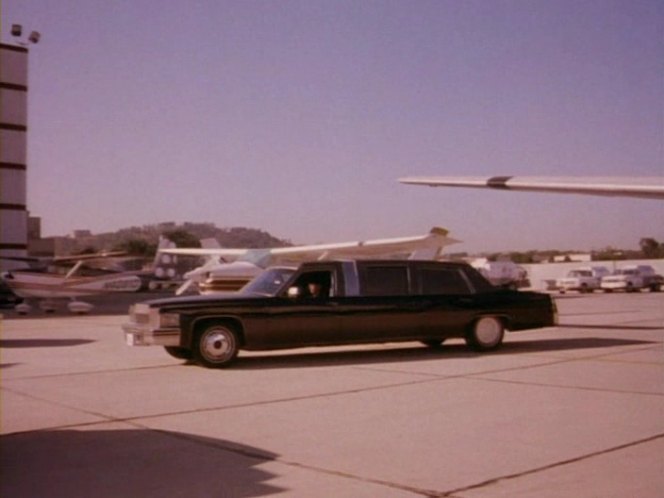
[3,0,663,253]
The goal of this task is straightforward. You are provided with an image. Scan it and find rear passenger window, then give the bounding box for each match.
[363,266,409,296]
[419,268,471,295]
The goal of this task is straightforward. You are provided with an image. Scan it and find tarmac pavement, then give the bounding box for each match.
[1,291,663,497]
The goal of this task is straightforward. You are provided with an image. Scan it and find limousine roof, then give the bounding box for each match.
[297,259,471,267]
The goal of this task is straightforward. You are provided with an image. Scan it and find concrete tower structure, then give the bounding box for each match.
[0,43,29,269]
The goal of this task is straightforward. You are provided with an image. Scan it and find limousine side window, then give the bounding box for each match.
[419,268,472,295]
[290,270,334,298]
[363,266,409,296]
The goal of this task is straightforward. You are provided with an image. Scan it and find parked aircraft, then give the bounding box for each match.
[398,176,664,200]
[1,252,142,314]
[160,227,460,295]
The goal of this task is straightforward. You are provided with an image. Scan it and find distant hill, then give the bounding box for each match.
[70,222,293,256]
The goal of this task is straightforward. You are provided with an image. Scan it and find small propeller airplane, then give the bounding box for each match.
[398,176,664,200]
[160,227,461,295]
[1,251,143,314]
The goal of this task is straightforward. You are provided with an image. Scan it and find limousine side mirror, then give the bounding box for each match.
[287,287,301,299]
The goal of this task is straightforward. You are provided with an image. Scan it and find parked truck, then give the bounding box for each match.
[555,266,610,293]
[600,265,663,292]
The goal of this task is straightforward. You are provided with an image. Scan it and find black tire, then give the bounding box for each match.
[465,316,505,352]
[421,338,446,348]
[164,346,193,360]
[193,323,239,368]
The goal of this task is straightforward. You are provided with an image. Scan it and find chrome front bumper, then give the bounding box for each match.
[122,323,180,347]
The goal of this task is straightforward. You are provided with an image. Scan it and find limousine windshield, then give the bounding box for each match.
[241,267,296,296]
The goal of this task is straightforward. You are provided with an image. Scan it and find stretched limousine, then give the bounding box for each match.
[123,260,557,368]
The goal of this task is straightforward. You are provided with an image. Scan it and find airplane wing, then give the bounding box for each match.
[52,251,129,262]
[158,247,249,262]
[0,251,130,270]
[161,227,460,265]
[168,227,461,295]
[266,227,461,264]
[398,176,664,200]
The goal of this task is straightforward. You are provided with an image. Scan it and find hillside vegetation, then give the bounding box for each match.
[76,222,292,257]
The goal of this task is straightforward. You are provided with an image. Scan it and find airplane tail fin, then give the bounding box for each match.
[152,236,221,285]
[429,226,462,246]
[153,236,178,280]
[409,227,461,260]
[173,238,223,295]
[429,227,449,237]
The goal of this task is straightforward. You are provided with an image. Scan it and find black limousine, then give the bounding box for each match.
[123,260,557,368]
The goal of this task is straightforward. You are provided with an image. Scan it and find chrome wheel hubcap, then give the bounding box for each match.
[201,329,234,362]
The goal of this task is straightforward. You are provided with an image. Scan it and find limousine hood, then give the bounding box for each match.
[142,291,268,309]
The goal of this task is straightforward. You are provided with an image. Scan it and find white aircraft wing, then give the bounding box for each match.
[399,176,664,200]
[158,247,249,262]
[161,227,459,264]
[267,227,460,264]
[166,227,461,295]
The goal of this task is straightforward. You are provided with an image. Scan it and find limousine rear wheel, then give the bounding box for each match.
[465,316,504,351]
[194,323,239,368]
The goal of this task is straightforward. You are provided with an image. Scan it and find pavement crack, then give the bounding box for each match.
[437,433,664,497]
[468,375,664,397]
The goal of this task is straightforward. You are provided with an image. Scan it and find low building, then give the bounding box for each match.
[553,254,592,263]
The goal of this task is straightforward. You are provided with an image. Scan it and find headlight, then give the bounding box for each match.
[159,313,180,328]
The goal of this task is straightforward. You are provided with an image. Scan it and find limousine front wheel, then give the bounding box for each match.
[465,316,505,351]
[194,324,239,368]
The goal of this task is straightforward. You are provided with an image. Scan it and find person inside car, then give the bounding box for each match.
[308,282,324,298]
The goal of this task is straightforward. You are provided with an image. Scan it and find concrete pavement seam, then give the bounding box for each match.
[2,357,576,435]
[466,375,664,397]
[128,423,446,498]
[436,432,664,497]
